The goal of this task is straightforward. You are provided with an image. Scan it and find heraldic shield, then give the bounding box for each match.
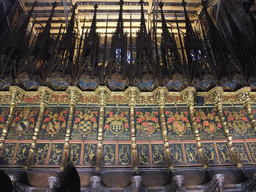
[110,121,124,136]
[233,119,247,133]
[78,120,92,135]
[16,120,30,133]
[141,121,155,135]
[172,120,186,136]
[47,120,61,135]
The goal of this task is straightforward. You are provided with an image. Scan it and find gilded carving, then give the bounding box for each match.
[0,143,16,165]
[138,144,150,165]
[152,144,165,165]
[233,143,250,163]
[216,143,232,164]
[248,142,256,162]
[102,144,115,165]
[14,143,30,165]
[49,144,63,165]
[84,144,96,165]
[34,144,49,165]
[68,144,81,165]
[118,145,130,165]
[185,144,200,164]
[169,144,184,164]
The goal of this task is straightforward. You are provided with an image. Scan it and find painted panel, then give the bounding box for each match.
[135,108,162,141]
[39,108,69,140]
[0,143,16,165]
[223,107,254,139]
[151,144,166,166]
[83,144,97,166]
[118,144,131,166]
[247,142,256,162]
[102,144,116,166]
[233,143,250,163]
[216,143,233,164]
[68,144,81,165]
[202,143,218,165]
[48,143,64,166]
[169,144,185,165]
[33,143,49,166]
[184,143,200,165]
[104,108,130,141]
[7,107,39,140]
[165,107,193,140]
[195,108,225,140]
[0,107,9,135]
[137,144,150,166]
[14,143,30,165]
[71,107,99,140]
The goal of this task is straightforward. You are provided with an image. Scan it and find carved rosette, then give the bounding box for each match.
[181,87,207,169]
[209,87,242,168]
[125,87,141,172]
[0,86,25,150]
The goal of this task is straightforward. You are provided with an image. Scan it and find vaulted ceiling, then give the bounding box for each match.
[20,0,212,36]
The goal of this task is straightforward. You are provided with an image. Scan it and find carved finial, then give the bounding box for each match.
[182,0,187,7]
[52,1,57,8]
[94,3,98,9]
[139,0,144,5]
[119,0,124,6]
[159,1,164,8]
[66,86,82,105]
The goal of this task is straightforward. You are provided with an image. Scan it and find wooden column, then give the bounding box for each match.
[24,87,53,171]
[181,87,207,169]
[0,86,25,151]
[95,86,111,173]
[60,86,82,171]
[153,87,173,170]
[125,87,140,172]
[209,87,242,168]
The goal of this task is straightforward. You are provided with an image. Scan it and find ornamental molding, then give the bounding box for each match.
[236,87,251,104]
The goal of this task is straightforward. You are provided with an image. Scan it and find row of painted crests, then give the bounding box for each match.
[0,106,255,141]
[1,141,256,167]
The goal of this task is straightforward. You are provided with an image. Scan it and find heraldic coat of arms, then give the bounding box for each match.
[165,110,191,137]
[41,109,68,137]
[136,110,160,139]
[104,109,129,139]
[73,109,98,137]
[11,107,38,137]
